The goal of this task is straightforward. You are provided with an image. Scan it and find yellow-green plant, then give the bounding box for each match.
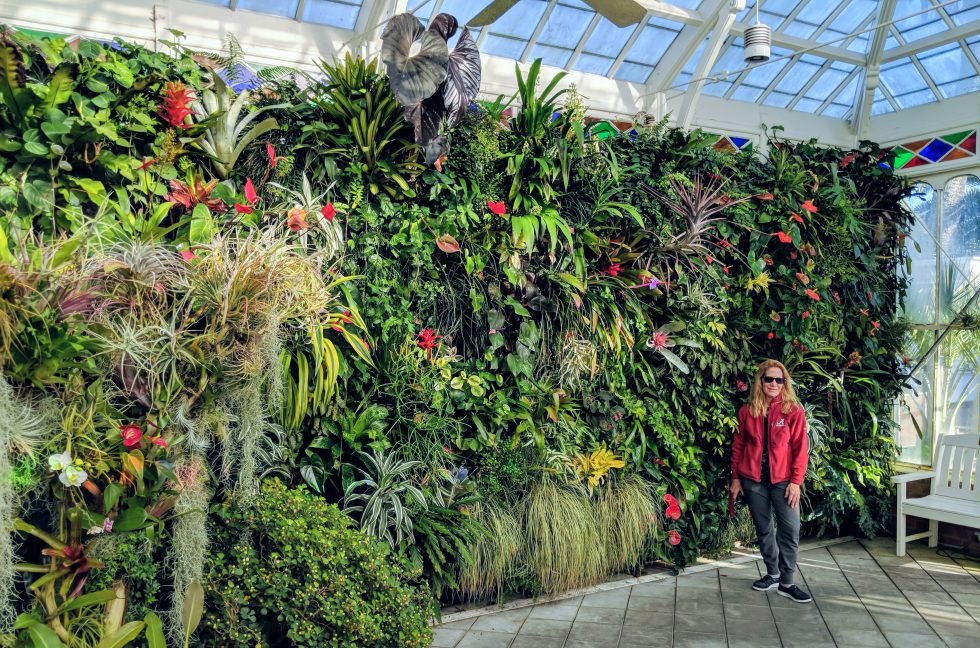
[456,503,522,600]
[595,475,658,573]
[568,445,625,492]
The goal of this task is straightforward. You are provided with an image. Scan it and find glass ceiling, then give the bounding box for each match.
[193,0,980,122]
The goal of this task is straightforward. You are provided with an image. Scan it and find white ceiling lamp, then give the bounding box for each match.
[743,1,771,63]
[470,0,647,29]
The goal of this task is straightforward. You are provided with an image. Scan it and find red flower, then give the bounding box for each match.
[758,192,774,201]
[668,530,682,546]
[150,437,168,448]
[487,201,507,216]
[121,424,143,448]
[723,266,730,275]
[139,157,156,171]
[603,263,622,277]
[774,232,794,244]
[718,195,732,206]
[801,311,810,319]
[266,142,279,168]
[805,289,820,301]
[718,240,732,249]
[871,320,880,329]
[157,81,195,129]
[791,212,804,224]
[790,252,798,260]
[767,332,775,340]
[244,178,259,205]
[663,493,677,507]
[736,379,748,392]
[179,249,196,262]
[234,203,254,214]
[860,308,870,317]
[801,199,818,214]
[287,207,308,232]
[841,154,855,168]
[705,256,714,264]
[666,503,681,520]
[707,172,722,181]
[321,203,336,222]
[416,328,441,359]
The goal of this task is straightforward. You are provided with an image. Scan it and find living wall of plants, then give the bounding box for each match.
[0,25,912,647]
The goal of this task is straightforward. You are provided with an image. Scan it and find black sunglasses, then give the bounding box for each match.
[762,376,785,385]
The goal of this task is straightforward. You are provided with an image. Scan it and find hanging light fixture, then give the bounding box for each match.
[743,1,771,63]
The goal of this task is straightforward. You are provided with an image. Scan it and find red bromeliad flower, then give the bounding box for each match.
[668,529,682,546]
[157,82,195,129]
[487,200,507,216]
[775,231,794,244]
[801,199,818,214]
[718,239,732,249]
[648,331,669,351]
[758,192,774,201]
[321,203,336,222]
[805,288,821,301]
[121,424,143,448]
[603,263,622,277]
[287,207,309,232]
[791,212,804,224]
[416,328,441,359]
[266,143,279,168]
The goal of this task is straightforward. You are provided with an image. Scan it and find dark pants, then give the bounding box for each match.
[742,477,800,586]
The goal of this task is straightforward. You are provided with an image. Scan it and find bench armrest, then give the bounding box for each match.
[893,471,935,484]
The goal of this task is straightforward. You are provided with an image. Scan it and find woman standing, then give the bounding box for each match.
[730,359,812,603]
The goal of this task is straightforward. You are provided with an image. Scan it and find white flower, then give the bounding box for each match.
[59,465,88,487]
[87,526,104,536]
[48,452,73,472]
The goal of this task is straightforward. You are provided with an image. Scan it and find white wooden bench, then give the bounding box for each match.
[893,433,980,557]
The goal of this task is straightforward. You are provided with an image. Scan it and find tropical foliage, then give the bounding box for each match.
[0,24,912,646]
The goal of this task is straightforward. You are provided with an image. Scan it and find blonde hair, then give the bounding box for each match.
[748,359,799,417]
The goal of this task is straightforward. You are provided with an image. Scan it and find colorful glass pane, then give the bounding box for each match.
[903,138,932,153]
[730,136,750,149]
[942,148,972,162]
[902,156,929,169]
[713,138,737,153]
[918,139,953,163]
[958,132,976,153]
[893,147,915,169]
[939,130,973,146]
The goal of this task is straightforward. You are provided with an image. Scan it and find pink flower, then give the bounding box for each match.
[801,310,810,319]
[244,178,259,205]
[487,201,507,216]
[668,530,682,546]
[321,203,336,222]
[266,142,279,168]
[179,249,196,262]
[121,424,143,448]
[603,263,622,277]
[647,331,669,351]
[647,276,661,290]
[150,437,168,448]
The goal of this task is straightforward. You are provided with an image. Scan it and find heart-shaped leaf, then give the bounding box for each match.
[381,13,449,106]
[435,234,461,254]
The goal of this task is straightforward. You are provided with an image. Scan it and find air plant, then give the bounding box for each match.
[639,175,752,259]
[645,321,700,374]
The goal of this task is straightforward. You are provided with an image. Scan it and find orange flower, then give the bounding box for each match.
[287,207,308,232]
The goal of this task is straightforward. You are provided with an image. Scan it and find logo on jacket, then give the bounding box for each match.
[775,419,786,427]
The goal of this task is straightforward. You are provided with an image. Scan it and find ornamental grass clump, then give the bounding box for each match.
[456,502,522,600]
[595,475,659,574]
[523,480,604,594]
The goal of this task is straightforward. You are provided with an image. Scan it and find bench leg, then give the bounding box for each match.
[896,509,906,557]
[928,519,938,548]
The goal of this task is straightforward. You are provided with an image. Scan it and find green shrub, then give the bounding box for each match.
[200,479,434,647]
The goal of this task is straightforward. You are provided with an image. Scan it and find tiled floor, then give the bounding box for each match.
[434,538,980,647]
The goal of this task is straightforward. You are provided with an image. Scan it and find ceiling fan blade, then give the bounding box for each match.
[467,0,522,27]
[583,0,648,28]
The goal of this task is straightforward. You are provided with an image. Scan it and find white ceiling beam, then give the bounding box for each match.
[644,0,730,92]
[730,22,866,65]
[676,0,744,130]
[881,21,980,62]
[634,1,703,25]
[607,16,648,78]
[852,0,897,139]
[565,12,602,71]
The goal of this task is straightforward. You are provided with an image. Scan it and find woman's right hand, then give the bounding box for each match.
[730,478,742,499]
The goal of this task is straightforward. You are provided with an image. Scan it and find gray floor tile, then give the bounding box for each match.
[516,617,571,639]
[456,631,515,648]
[582,588,632,609]
[433,628,466,647]
[672,631,728,648]
[673,613,725,635]
[622,608,673,629]
[626,595,673,612]
[821,610,880,631]
[725,616,778,636]
[527,603,580,621]
[882,631,947,648]
[828,627,889,647]
[574,606,626,625]
[470,608,531,633]
[510,636,565,648]
[619,621,671,642]
[723,603,775,621]
[872,613,936,635]
[441,618,478,630]
[673,595,723,615]
[943,634,980,648]
[728,637,782,648]
[567,621,621,643]
[630,580,675,598]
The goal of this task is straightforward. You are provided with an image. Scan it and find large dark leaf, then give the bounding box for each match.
[381,13,449,106]
[442,27,481,129]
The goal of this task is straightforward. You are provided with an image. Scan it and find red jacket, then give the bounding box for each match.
[732,397,808,485]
